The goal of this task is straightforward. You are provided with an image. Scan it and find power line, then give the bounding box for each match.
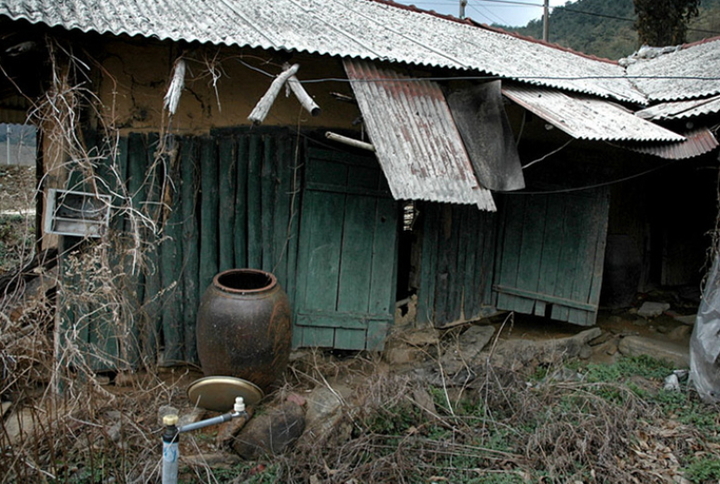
[468,2,510,25]
[465,0,720,35]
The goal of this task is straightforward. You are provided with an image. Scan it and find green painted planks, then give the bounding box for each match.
[515,195,548,314]
[296,190,344,312]
[417,204,440,325]
[247,136,262,269]
[284,140,300,306]
[234,136,249,268]
[417,203,498,328]
[218,136,237,272]
[160,142,185,364]
[272,137,293,290]
[334,328,367,349]
[585,189,610,325]
[180,138,200,364]
[368,197,398,317]
[493,189,609,326]
[337,195,376,314]
[261,136,275,272]
[199,137,219,293]
[536,194,566,316]
[495,195,526,312]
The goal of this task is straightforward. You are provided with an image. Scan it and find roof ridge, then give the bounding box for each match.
[365,0,618,65]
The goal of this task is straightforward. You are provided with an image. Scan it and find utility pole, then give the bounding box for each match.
[543,0,550,41]
[460,0,468,19]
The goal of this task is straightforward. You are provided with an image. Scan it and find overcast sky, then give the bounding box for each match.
[396,0,575,27]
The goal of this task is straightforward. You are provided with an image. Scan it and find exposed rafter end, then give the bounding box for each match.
[325,131,375,151]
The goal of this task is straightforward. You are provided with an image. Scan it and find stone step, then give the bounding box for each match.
[618,335,689,368]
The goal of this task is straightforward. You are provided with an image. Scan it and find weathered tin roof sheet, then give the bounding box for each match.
[502,85,685,142]
[636,94,720,121]
[344,59,496,210]
[624,128,719,160]
[0,0,645,104]
[627,39,720,103]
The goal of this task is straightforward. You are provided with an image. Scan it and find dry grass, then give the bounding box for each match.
[2,308,720,484]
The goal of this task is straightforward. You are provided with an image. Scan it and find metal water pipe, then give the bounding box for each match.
[161,397,249,484]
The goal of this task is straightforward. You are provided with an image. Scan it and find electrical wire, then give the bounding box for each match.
[235,59,720,85]
[475,0,720,35]
[502,158,679,195]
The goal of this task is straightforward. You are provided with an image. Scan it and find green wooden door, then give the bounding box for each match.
[493,188,609,326]
[293,149,398,350]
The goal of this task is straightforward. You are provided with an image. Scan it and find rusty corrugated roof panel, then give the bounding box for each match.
[623,128,719,160]
[0,0,645,104]
[344,59,495,210]
[502,85,685,142]
[627,39,720,103]
[636,95,720,121]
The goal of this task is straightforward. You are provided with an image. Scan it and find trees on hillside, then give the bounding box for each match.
[634,0,700,46]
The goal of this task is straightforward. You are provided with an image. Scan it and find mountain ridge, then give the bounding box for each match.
[495,0,720,60]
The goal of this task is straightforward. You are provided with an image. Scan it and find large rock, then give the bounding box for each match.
[484,328,602,370]
[438,325,495,373]
[302,384,353,447]
[618,335,689,368]
[232,401,305,459]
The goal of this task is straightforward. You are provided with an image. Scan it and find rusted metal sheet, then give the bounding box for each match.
[636,95,720,121]
[626,39,720,102]
[446,81,525,192]
[0,0,644,103]
[622,128,719,160]
[344,59,495,210]
[502,84,685,142]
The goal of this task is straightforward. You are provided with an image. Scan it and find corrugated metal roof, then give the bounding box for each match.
[623,128,718,160]
[0,0,645,104]
[502,84,685,142]
[636,94,720,121]
[344,59,496,210]
[627,39,720,103]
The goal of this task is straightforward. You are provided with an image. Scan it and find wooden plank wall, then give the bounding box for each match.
[416,203,498,328]
[493,189,609,326]
[292,149,398,350]
[60,129,299,368]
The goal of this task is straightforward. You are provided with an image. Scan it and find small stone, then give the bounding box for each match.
[2,408,36,445]
[411,387,437,415]
[94,375,111,386]
[114,372,137,387]
[637,301,671,319]
[663,373,681,392]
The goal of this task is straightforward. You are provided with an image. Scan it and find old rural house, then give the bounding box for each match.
[0,0,718,371]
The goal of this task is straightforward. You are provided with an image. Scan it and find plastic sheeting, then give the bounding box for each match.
[690,251,720,403]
